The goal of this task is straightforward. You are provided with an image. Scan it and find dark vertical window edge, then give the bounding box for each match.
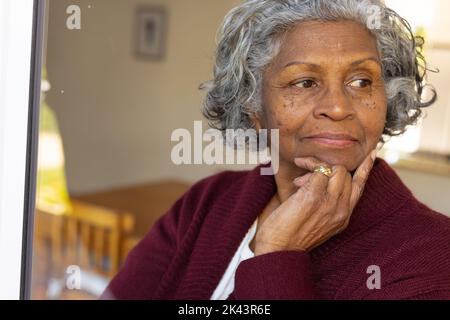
[21,0,45,300]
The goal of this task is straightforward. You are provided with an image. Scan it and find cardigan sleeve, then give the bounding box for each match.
[360,272,450,300]
[357,234,450,300]
[407,291,450,300]
[361,280,450,300]
[230,250,450,300]
[231,250,317,300]
[100,196,183,300]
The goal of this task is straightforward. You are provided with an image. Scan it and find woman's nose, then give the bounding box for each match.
[313,85,356,121]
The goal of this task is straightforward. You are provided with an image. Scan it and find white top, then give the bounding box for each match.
[210,219,258,300]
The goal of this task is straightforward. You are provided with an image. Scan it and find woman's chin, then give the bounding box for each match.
[291,151,361,173]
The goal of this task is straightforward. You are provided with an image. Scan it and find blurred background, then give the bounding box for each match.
[32,0,450,299]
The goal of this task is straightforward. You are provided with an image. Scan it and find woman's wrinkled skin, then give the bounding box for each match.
[250,20,386,254]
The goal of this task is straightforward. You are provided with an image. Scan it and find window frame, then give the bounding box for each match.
[0,0,45,299]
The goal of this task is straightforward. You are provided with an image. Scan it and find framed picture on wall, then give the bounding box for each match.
[134,6,168,60]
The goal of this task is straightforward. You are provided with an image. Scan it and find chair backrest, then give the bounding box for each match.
[37,200,135,280]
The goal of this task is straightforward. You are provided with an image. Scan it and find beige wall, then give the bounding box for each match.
[46,0,241,194]
[419,49,450,154]
[394,167,450,216]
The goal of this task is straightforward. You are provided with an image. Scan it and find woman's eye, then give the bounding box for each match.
[348,79,372,88]
[293,79,317,89]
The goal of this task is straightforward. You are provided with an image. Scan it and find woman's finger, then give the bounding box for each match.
[295,157,332,195]
[294,157,331,173]
[293,173,313,187]
[326,165,348,202]
[349,149,377,212]
[336,173,353,231]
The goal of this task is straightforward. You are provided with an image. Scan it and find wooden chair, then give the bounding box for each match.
[34,199,135,299]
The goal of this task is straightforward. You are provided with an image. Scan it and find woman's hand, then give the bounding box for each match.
[253,149,377,256]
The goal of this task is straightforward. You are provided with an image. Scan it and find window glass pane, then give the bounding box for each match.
[31,0,244,300]
[30,0,450,300]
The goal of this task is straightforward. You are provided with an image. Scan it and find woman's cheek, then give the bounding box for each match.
[276,116,308,160]
[360,103,387,146]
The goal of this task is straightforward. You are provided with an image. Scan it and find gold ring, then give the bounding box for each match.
[313,165,333,177]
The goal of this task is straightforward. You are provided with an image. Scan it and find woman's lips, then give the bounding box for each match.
[303,133,359,148]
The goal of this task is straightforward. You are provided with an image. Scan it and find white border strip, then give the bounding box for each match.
[0,0,35,299]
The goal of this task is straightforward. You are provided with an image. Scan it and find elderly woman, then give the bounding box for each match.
[103,0,450,299]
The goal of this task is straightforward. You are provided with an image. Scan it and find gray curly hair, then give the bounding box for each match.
[201,0,437,144]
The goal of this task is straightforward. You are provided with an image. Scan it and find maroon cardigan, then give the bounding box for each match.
[102,158,450,299]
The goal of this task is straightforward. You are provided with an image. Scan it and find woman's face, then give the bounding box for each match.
[256,20,387,173]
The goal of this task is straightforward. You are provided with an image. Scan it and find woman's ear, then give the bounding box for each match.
[250,112,263,132]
